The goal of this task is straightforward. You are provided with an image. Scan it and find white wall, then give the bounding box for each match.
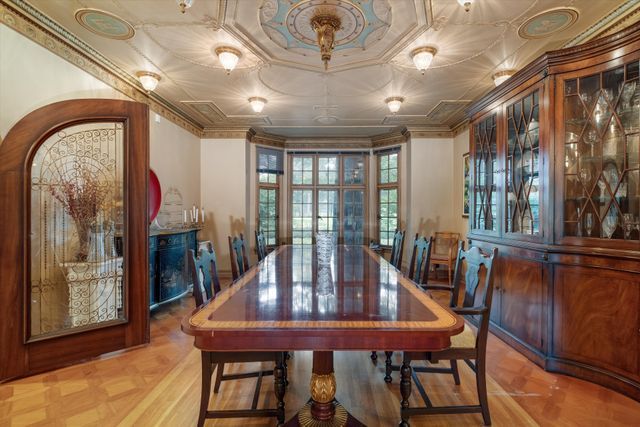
[453,129,470,240]
[0,24,200,223]
[407,137,456,238]
[200,138,248,272]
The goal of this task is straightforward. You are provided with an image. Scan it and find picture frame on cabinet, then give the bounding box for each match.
[462,152,470,217]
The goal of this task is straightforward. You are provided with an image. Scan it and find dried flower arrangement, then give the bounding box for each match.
[49,161,111,261]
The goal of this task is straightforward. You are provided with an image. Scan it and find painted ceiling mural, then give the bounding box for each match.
[14,0,640,138]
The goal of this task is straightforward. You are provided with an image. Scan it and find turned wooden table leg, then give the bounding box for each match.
[275,352,286,425]
[310,351,336,421]
[399,354,412,427]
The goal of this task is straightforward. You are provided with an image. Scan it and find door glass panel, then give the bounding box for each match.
[473,114,498,231]
[258,188,278,246]
[292,190,313,244]
[343,155,365,185]
[563,62,640,240]
[506,90,540,235]
[30,122,125,339]
[379,188,398,245]
[343,189,365,244]
[318,156,338,185]
[317,190,339,240]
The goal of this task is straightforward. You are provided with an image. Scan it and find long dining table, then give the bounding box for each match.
[182,244,464,426]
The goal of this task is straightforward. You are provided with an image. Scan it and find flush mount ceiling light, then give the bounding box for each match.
[215,46,241,74]
[385,96,404,114]
[136,71,161,92]
[493,70,516,87]
[457,0,473,12]
[177,0,194,13]
[310,11,342,70]
[410,46,437,74]
[248,97,267,113]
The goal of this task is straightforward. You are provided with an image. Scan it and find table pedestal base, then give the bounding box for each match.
[284,351,365,427]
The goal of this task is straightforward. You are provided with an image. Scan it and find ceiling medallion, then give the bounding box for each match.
[74,8,135,40]
[260,0,391,66]
[518,8,579,40]
[310,11,342,70]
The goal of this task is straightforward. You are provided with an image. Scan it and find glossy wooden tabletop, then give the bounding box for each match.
[182,245,464,352]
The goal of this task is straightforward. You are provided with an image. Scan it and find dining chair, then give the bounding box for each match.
[389,229,406,270]
[188,244,286,426]
[255,230,267,262]
[371,229,408,363]
[430,231,461,286]
[375,235,439,379]
[229,233,250,281]
[398,243,498,426]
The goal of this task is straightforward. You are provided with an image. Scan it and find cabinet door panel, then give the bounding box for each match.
[553,265,640,379]
[500,257,544,350]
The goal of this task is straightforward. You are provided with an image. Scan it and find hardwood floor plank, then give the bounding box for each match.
[1,295,639,426]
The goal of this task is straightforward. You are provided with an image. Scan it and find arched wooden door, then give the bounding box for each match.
[0,99,149,381]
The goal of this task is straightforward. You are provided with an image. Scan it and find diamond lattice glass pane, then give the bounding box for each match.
[593,93,613,135]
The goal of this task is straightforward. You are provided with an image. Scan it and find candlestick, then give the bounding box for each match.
[201,207,205,223]
[183,209,187,225]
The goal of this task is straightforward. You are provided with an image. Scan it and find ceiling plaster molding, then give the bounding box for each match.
[247,130,286,148]
[201,127,251,139]
[563,0,640,47]
[371,128,410,148]
[284,138,374,150]
[1,0,204,138]
[451,120,470,138]
[405,126,453,139]
[223,0,434,74]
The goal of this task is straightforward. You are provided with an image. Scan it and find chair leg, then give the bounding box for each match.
[475,358,491,426]
[450,359,460,385]
[384,351,394,383]
[198,352,213,427]
[213,362,224,393]
[283,352,289,386]
[448,263,452,287]
[371,351,378,361]
[274,353,286,426]
[399,354,412,427]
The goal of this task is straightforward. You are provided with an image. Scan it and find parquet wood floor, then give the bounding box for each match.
[1,291,639,426]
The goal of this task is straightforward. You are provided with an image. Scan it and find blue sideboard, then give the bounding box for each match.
[149,228,199,309]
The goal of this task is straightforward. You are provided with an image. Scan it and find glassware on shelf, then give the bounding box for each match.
[602,207,618,239]
[622,213,634,240]
[585,212,594,237]
[585,129,598,156]
[576,207,583,237]
[579,167,591,187]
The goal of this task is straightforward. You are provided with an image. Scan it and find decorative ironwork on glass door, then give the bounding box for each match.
[563,60,640,240]
[506,90,540,235]
[473,114,498,231]
[30,122,126,339]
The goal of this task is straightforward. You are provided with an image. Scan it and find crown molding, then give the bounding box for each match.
[564,0,640,47]
[247,130,286,148]
[1,0,204,138]
[201,127,252,139]
[451,120,469,137]
[404,126,453,139]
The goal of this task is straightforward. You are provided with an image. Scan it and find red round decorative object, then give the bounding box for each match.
[149,169,161,223]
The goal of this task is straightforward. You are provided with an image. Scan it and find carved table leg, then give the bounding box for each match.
[286,351,363,427]
[399,354,412,427]
[275,352,286,426]
[384,351,394,383]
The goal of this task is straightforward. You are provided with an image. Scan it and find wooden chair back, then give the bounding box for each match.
[389,229,405,270]
[228,234,250,281]
[255,230,267,262]
[188,242,222,307]
[433,231,460,256]
[449,242,498,351]
[407,235,433,286]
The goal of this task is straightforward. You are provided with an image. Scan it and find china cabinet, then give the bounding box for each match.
[468,23,640,400]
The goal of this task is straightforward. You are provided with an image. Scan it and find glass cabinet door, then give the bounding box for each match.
[506,90,541,236]
[472,113,499,232]
[562,60,640,241]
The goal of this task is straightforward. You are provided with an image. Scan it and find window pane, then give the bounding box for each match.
[344,156,365,185]
[258,187,277,247]
[292,190,313,245]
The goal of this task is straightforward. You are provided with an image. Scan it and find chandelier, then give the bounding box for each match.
[310,11,342,70]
